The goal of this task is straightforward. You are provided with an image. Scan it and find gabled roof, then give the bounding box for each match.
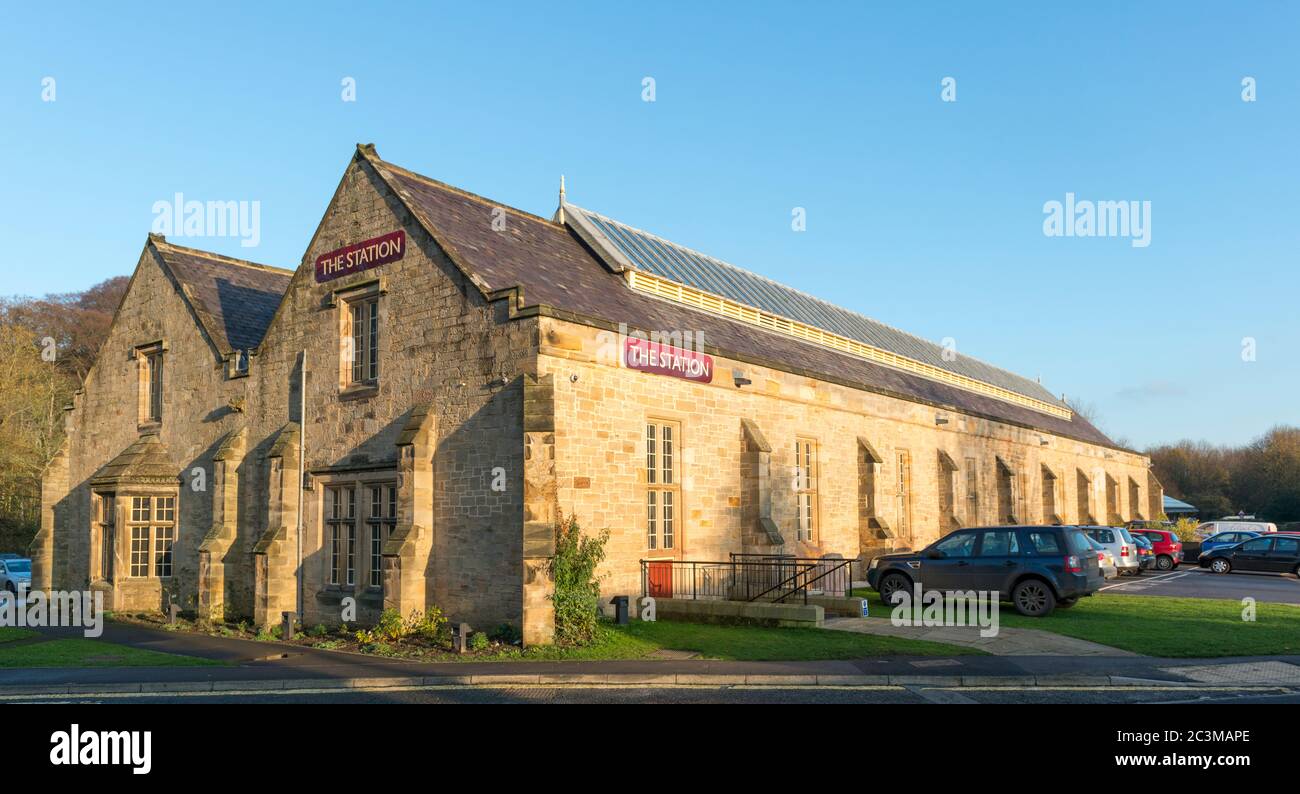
[355,146,1120,450]
[149,235,292,356]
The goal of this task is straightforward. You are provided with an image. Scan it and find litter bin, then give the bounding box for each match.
[611,595,630,625]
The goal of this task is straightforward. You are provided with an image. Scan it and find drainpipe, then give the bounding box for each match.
[296,350,306,622]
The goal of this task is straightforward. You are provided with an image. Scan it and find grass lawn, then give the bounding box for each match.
[852,589,1300,658]
[0,627,38,644]
[0,638,223,668]
[507,619,982,662]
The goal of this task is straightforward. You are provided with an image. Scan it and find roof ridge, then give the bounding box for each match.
[149,234,292,275]
[362,155,562,230]
[567,203,1061,405]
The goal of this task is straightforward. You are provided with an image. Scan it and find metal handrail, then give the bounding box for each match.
[640,556,853,605]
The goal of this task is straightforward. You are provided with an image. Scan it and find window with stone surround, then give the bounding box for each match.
[646,420,680,551]
[347,296,380,386]
[366,484,397,588]
[795,438,818,542]
[964,457,979,525]
[135,343,165,426]
[97,493,116,582]
[126,495,175,578]
[326,486,357,587]
[895,450,912,543]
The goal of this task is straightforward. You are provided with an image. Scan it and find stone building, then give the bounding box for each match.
[34,144,1160,644]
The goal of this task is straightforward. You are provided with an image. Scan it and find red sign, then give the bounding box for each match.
[624,337,713,383]
[315,230,406,283]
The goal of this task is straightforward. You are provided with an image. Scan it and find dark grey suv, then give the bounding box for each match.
[865,525,1104,616]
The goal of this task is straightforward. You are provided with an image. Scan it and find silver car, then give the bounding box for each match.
[1084,534,1118,579]
[0,557,32,596]
[1082,526,1140,576]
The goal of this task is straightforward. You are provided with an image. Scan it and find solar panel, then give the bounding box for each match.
[566,203,1064,407]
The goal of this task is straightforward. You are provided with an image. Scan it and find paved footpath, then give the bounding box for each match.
[822,616,1136,656]
[4,622,1300,697]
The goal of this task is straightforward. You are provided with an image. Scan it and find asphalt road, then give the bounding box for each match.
[14,684,1300,704]
[1100,566,1300,604]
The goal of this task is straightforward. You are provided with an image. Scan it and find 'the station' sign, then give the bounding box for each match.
[315,230,406,283]
[624,336,713,383]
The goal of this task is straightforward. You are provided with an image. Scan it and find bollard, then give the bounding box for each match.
[282,611,294,641]
[454,622,471,654]
[169,603,181,626]
[611,595,630,625]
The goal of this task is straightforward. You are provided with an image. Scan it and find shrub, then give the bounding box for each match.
[408,606,447,641]
[1172,517,1200,542]
[491,623,522,645]
[356,606,446,646]
[468,632,490,651]
[547,513,609,646]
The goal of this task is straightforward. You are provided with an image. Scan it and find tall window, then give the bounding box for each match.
[964,457,979,525]
[896,451,912,542]
[366,484,397,588]
[794,438,818,542]
[137,344,165,424]
[646,421,679,551]
[98,493,116,582]
[147,351,163,422]
[327,486,357,586]
[153,496,175,578]
[129,497,151,577]
[349,297,379,385]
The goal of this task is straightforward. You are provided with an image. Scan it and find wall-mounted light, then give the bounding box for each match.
[1039,436,1050,446]
[732,369,752,388]
[935,414,950,426]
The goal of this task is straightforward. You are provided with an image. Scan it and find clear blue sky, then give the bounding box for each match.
[3,1,1296,450]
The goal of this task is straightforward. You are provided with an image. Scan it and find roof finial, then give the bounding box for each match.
[557,174,567,224]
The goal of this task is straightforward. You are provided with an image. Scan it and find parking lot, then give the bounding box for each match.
[1102,565,1300,605]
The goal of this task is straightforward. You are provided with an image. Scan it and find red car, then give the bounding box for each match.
[1127,528,1183,570]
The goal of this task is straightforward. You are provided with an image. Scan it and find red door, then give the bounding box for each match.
[647,562,674,598]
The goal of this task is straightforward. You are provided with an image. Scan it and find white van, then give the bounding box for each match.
[1196,520,1277,539]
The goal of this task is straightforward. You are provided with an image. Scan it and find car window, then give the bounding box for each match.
[1272,538,1299,555]
[5,560,28,573]
[978,530,1020,556]
[1116,527,1135,544]
[934,532,977,558]
[1089,529,1115,544]
[1241,538,1272,552]
[1027,531,1063,555]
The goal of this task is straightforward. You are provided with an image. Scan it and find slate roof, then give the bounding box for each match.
[150,236,292,355]
[564,204,1064,407]
[360,146,1119,449]
[90,434,177,487]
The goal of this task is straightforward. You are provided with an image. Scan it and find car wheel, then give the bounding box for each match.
[1056,597,1079,609]
[1156,555,1174,571]
[877,572,912,606]
[1209,558,1231,574]
[2,582,14,595]
[1012,579,1056,617]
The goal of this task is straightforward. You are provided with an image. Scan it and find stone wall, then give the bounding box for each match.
[237,154,539,631]
[536,316,1154,601]
[37,243,246,611]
